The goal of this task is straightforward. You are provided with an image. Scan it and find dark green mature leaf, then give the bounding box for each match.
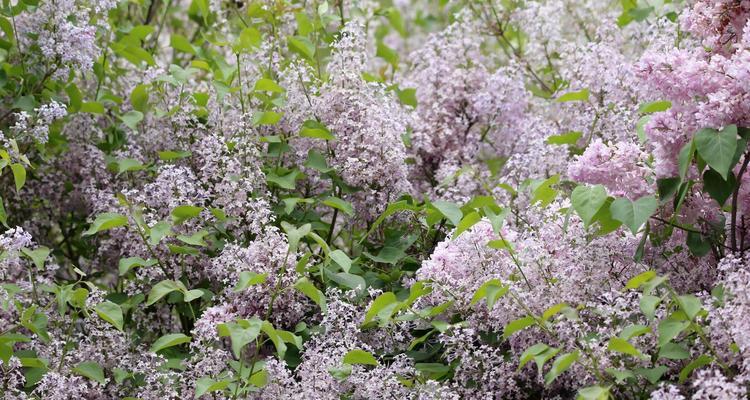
[703,168,736,206]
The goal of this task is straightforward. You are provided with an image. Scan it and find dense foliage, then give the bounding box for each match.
[4,0,750,398]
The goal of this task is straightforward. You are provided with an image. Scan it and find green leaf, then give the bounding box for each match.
[10,163,25,191]
[556,89,589,102]
[119,110,144,130]
[254,78,284,93]
[158,150,191,161]
[636,365,668,385]
[362,292,398,327]
[81,101,105,114]
[20,247,50,270]
[73,361,105,384]
[150,333,191,353]
[687,231,711,257]
[171,205,202,224]
[261,321,288,358]
[679,355,713,383]
[657,177,681,201]
[544,351,579,385]
[470,279,508,310]
[703,168,735,206]
[639,100,671,114]
[0,196,7,227]
[83,213,128,236]
[577,386,610,400]
[431,200,462,226]
[677,295,703,320]
[503,316,536,339]
[217,318,262,358]
[149,221,172,245]
[659,342,690,360]
[396,88,417,108]
[299,120,334,140]
[531,175,560,206]
[170,34,196,54]
[194,377,230,398]
[323,197,354,217]
[252,111,282,126]
[546,131,582,146]
[176,230,209,247]
[342,349,378,366]
[619,324,651,340]
[571,185,608,227]
[266,169,301,190]
[294,278,327,313]
[330,250,352,273]
[453,211,481,239]
[625,270,656,290]
[610,196,657,234]
[657,319,689,347]
[639,295,661,320]
[233,27,262,53]
[130,84,149,113]
[694,125,738,180]
[234,271,268,292]
[678,140,695,181]
[518,343,550,371]
[607,337,646,359]
[376,42,399,66]
[146,280,183,306]
[184,289,204,302]
[95,301,124,331]
[287,36,315,61]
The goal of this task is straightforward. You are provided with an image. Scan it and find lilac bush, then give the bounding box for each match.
[4,0,750,399]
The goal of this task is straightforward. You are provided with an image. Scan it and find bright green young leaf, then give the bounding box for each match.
[452,211,481,239]
[194,377,230,398]
[83,213,128,236]
[294,278,327,313]
[330,249,352,273]
[10,163,25,191]
[571,185,608,226]
[431,200,462,226]
[146,280,184,306]
[694,125,738,180]
[544,351,580,385]
[556,89,589,102]
[342,349,378,366]
[607,337,646,359]
[95,301,124,331]
[234,271,269,292]
[73,361,105,384]
[610,196,658,234]
[503,316,536,339]
[657,319,690,347]
[323,197,354,217]
[21,247,50,270]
